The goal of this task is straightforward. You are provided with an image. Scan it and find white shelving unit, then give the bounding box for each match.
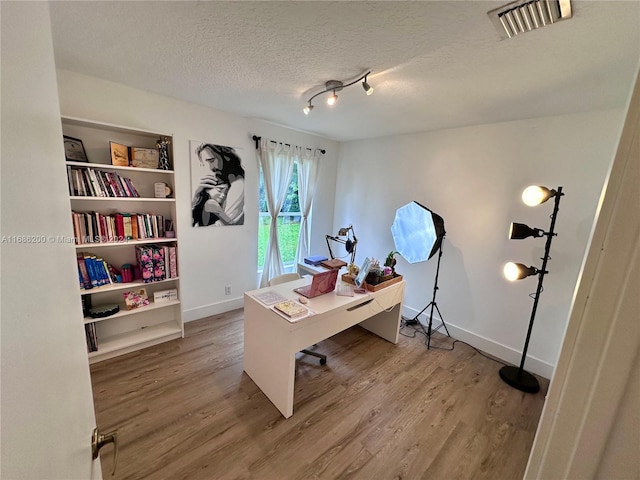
[62,116,183,364]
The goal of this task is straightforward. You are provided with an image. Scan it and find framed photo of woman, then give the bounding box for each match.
[63,135,88,162]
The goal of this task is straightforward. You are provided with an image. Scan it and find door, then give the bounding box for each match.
[1,2,101,478]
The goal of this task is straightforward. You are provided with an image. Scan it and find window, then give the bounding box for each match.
[258,162,302,269]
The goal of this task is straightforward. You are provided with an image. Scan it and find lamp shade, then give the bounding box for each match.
[391,201,445,264]
[503,262,538,281]
[509,222,544,239]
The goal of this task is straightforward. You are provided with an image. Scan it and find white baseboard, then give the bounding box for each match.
[402,305,554,380]
[183,297,244,323]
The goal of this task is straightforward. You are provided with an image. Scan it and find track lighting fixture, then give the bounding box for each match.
[302,71,373,114]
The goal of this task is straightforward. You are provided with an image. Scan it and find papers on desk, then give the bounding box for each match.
[252,290,288,306]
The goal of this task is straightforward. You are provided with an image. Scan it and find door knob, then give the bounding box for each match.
[91,427,118,476]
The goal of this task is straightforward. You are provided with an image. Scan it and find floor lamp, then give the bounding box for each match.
[500,185,564,393]
[391,201,450,349]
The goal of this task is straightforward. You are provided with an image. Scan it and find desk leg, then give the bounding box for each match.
[243,303,296,418]
[359,303,401,344]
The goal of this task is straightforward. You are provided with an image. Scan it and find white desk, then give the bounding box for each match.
[244,277,405,418]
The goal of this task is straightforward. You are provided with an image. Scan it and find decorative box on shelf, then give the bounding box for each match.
[341,273,403,291]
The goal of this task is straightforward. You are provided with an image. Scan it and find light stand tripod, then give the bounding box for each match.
[406,238,450,349]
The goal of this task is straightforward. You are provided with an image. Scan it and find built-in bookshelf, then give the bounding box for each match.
[62,116,183,364]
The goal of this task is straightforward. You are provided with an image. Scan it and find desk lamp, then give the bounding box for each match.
[325,225,358,266]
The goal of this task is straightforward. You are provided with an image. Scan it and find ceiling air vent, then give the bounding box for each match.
[488,0,572,39]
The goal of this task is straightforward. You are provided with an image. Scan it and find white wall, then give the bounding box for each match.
[1,3,100,478]
[335,111,624,377]
[56,70,339,321]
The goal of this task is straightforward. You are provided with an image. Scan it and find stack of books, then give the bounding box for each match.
[304,255,328,266]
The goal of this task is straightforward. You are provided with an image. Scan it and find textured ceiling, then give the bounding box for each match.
[49,1,640,141]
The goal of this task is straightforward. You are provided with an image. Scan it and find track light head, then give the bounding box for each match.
[503,262,539,281]
[522,185,557,206]
[327,91,338,106]
[509,222,545,239]
[303,103,314,115]
[362,78,374,95]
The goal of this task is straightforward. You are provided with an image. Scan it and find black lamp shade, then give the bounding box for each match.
[509,222,544,240]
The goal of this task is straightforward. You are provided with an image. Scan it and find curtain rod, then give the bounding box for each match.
[252,135,326,154]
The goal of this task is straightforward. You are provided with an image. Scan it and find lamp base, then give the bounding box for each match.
[499,365,540,393]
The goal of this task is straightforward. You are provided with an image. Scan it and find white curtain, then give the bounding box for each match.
[294,148,321,265]
[258,138,295,287]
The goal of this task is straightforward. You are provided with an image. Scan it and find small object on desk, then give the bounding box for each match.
[321,258,348,270]
[336,284,355,297]
[273,300,308,318]
[298,296,308,304]
[304,255,328,266]
[253,290,287,306]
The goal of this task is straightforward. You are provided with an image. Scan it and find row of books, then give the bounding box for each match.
[67,165,140,198]
[72,211,168,244]
[85,323,98,352]
[76,244,178,290]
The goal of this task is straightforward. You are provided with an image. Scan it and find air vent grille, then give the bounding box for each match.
[488,0,572,39]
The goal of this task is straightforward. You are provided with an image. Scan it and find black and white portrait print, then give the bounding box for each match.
[190,141,245,227]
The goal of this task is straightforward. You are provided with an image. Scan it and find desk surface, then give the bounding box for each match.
[246,277,405,324]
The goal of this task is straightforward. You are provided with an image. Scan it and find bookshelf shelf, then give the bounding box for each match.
[66,160,174,174]
[87,322,183,364]
[63,116,183,364]
[70,196,175,202]
[80,276,179,295]
[75,238,178,249]
[84,299,181,324]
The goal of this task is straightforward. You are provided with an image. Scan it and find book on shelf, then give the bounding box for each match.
[168,244,178,278]
[77,252,92,290]
[123,288,150,310]
[273,300,308,318]
[85,322,98,352]
[110,141,130,167]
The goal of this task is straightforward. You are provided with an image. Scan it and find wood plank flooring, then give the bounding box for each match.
[90,310,549,480]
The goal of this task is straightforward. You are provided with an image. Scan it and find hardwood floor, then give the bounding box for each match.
[91,310,549,480]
